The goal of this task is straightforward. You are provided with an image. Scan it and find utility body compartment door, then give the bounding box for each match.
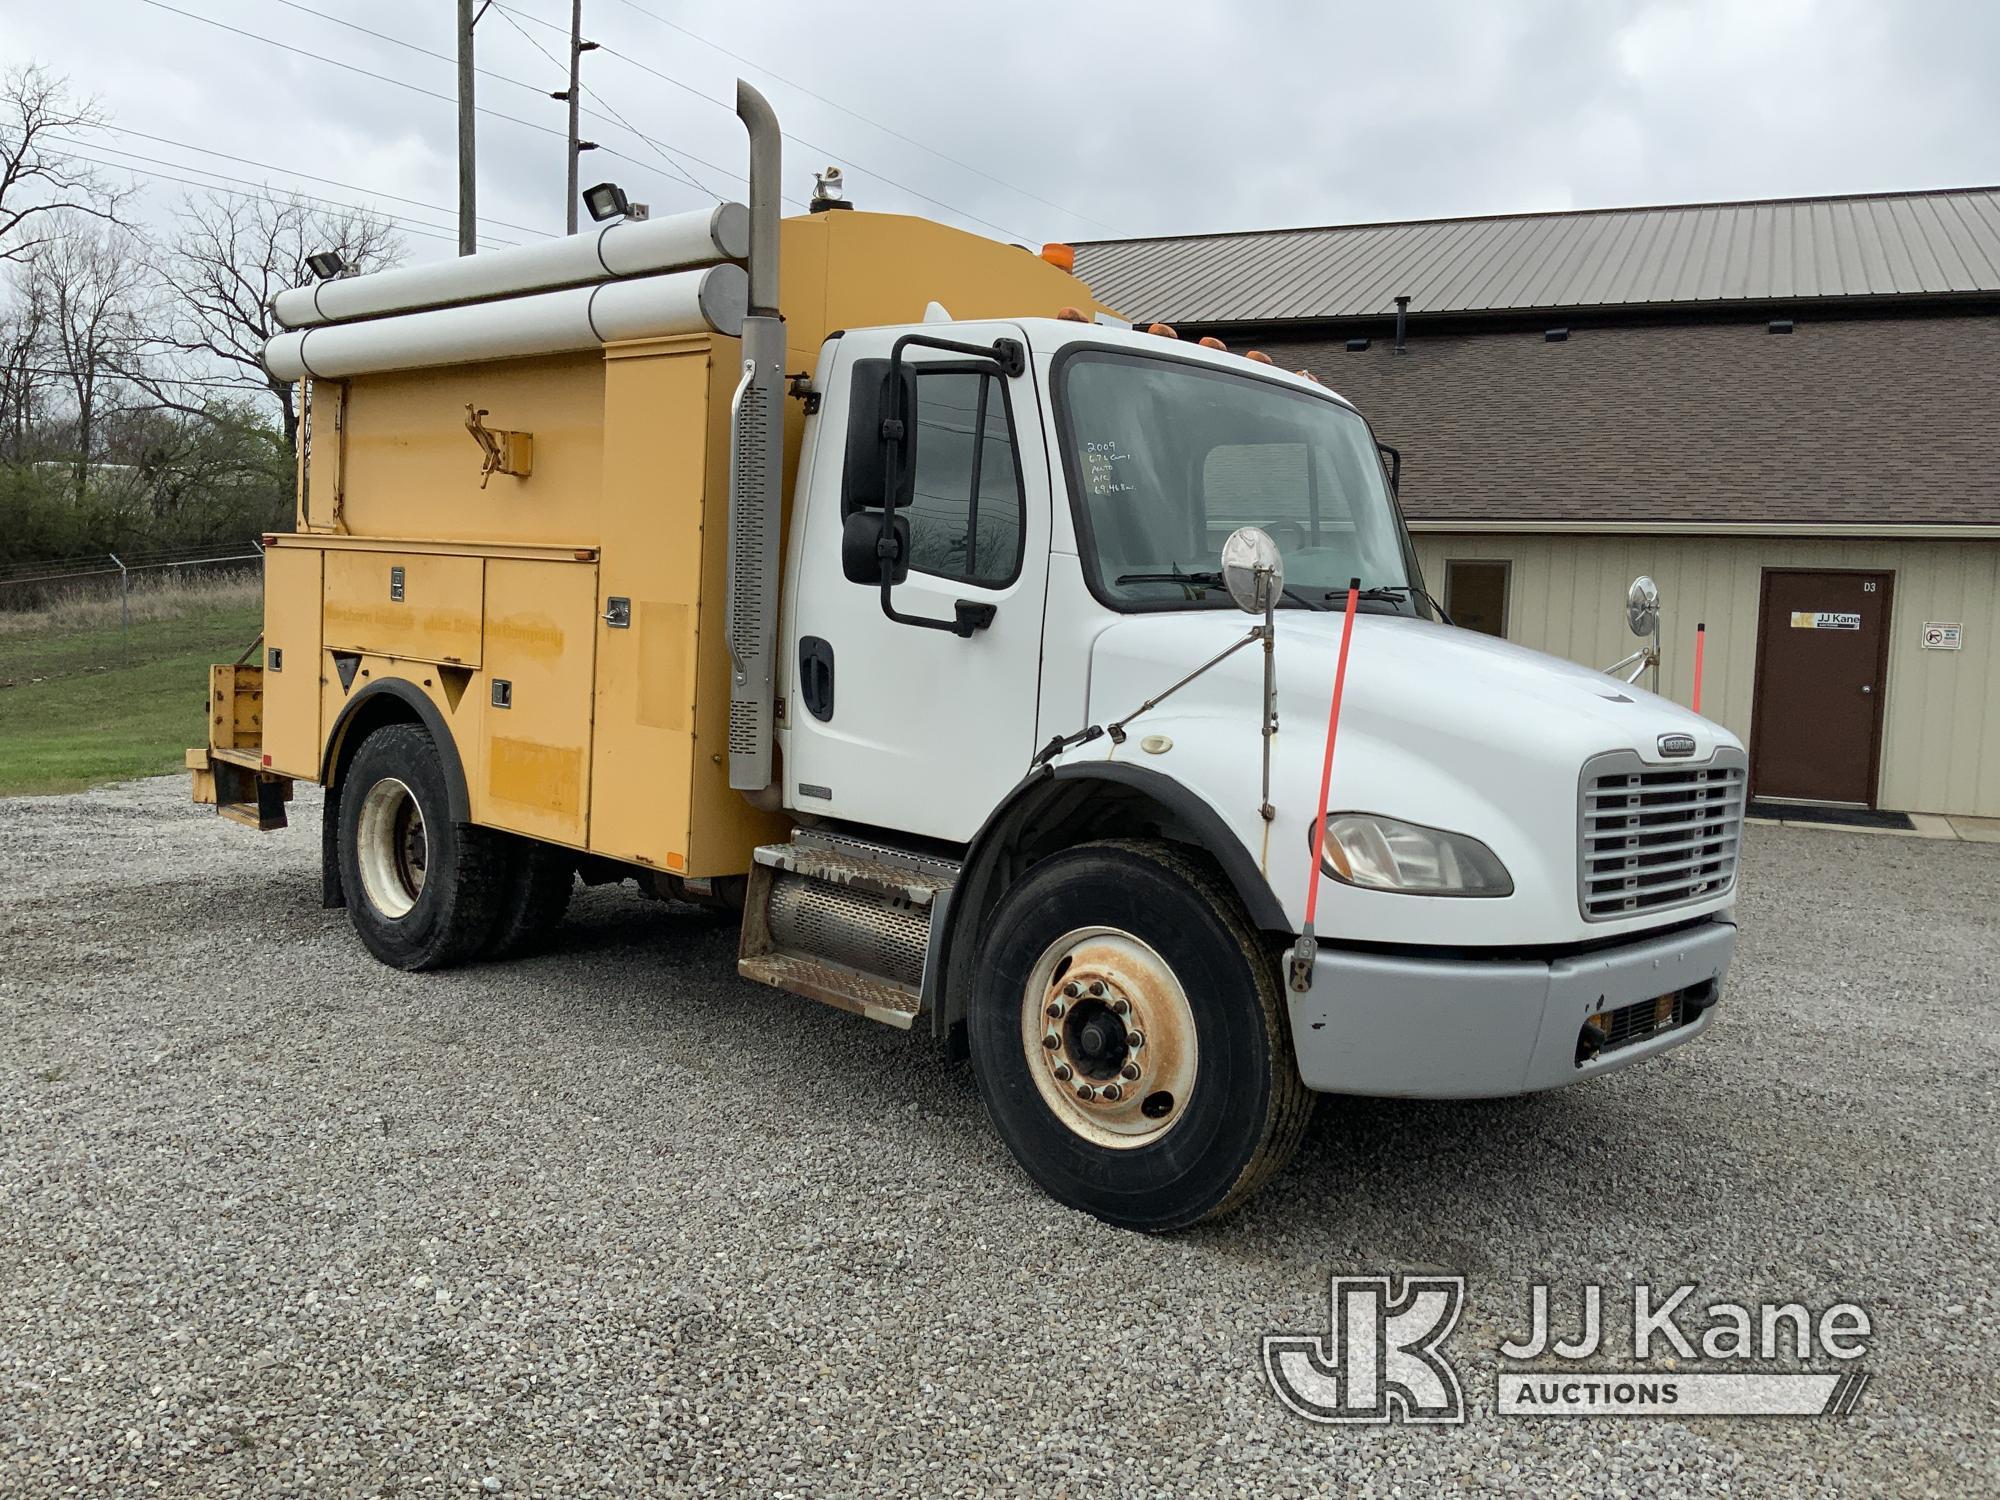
[781,322,1050,842]
[481,556,598,848]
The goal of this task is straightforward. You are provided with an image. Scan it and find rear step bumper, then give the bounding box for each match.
[737,831,962,1028]
[187,663,292,831]
[188,746,294,831]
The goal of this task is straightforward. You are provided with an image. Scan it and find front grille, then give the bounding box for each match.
[1579,749,1746,921]
[1576,982,1713,1065]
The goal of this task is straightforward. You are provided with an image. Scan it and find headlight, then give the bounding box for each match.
[1312,813,1513,897]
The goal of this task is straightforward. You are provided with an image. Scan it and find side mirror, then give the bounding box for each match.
[842,363,916,516]
[1220,526,1284,614]
[842,510,910,585]
[1626,575,1660,637]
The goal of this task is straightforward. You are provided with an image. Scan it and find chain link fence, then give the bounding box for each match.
[0,541,267,683]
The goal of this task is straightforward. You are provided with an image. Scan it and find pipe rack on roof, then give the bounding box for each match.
[269,202,750,330]
[262,262,747,381]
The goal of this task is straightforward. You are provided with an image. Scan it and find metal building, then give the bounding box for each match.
[1074,188,2000,818]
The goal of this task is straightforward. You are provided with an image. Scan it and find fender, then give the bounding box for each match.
[319,678,474,909]
[321,678,473,822]
[927,760,1291,1036]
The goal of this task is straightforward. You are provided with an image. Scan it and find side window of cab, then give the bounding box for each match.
[843,359,1024,588]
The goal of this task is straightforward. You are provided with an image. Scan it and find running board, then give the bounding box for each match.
[737,830,961,1029]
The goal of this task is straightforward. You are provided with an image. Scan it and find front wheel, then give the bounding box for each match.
[968,840,1313,1232]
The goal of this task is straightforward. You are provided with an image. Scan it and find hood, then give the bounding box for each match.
[1077,610,1741,947]
[1086,610,1726,766]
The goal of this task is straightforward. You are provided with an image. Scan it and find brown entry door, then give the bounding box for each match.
[1750,570,1893,806]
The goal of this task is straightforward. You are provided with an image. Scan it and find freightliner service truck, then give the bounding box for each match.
[191,84,1746,1230]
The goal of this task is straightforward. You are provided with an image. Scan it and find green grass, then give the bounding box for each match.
[0,604,264,796]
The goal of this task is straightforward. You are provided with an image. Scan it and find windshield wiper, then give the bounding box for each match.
[1117,569,1328,611]
[1329,582,1453,625]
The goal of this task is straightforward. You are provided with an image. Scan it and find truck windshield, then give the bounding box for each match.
[1058,349,1416,609]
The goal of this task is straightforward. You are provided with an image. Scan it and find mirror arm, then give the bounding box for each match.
[870,331,1023,638]
[1376,440,1402,496]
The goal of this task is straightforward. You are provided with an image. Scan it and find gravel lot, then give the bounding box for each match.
[2,776,1996,1497]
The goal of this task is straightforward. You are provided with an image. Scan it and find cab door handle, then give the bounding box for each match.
[799,636,835,721]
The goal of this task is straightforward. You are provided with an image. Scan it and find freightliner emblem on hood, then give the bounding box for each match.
[1658,733,1697,757]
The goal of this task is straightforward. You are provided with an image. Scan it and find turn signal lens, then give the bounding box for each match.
[1041,242,1077,272]
[1314,813,1513,896]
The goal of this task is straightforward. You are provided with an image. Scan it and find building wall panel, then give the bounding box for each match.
[1413,532,2000,815]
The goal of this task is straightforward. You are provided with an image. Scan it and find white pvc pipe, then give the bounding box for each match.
[270,202,749,330]
[263,263,747,381]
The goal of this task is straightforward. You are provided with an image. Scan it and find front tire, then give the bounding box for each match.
[338,723,505,971]
[968,839,1313,1232]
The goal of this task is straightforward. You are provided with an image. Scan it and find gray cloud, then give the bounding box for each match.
[4,0,1994,267]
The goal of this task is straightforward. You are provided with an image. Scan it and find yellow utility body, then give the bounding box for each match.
[193,209,1105,878]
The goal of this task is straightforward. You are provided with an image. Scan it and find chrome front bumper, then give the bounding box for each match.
[1288,918,1736,1098]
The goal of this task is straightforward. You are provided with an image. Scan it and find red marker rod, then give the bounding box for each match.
[1303,578,1362,931]
[1692,622,1707,714]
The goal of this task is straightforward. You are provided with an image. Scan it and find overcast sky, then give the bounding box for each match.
[4,0,1996,264]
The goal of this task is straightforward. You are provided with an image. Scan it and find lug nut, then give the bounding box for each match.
[1088,980,1108,998]
[1101,1084,1122,1102]
[1042,1032,1060,1050]
[1053,1063,1072,1081]
[1113,998,1130,1017]
[1076,1082,1094,1100]
[1127,1031,1144,1049]
[1121,1063,1141,1080]
[1046,1000,1065,1019]
[1063,981,1084,999]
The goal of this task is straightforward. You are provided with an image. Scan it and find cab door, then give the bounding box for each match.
[782,323,1049,843]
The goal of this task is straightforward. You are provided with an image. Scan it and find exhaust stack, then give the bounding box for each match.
[726,79,786,795]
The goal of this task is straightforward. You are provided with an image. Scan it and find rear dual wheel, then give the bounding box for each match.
[969,840,1313,1233]
[339,724,573,970]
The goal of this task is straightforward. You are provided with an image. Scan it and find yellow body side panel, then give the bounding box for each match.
[263,210,1111,873]
[322,550,485,666]
[481,557,598,848]
[339,352,606,546]
[260,547,323,778]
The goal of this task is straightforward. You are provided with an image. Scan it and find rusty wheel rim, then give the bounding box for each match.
[1020,925,1198,1150]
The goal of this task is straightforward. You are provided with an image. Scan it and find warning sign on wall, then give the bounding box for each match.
[1790,611,1861,630]
[1922,622,1963,650]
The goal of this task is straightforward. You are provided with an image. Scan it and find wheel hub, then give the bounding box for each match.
[355,776,429,920]
[1021,927,1198,1149]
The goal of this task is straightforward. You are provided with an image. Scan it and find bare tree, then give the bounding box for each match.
[0,273,51,460]
[0,63,124,264]
[24,222,149,499]
[144,192,404,449]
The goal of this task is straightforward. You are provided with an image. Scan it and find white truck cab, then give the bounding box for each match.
[742,311,1743,1225]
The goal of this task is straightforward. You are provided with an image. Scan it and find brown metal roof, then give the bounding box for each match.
[1259,315,2000,527]
[1072,188,2000,325]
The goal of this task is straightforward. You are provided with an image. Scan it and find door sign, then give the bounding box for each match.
[1789,611,1860,631]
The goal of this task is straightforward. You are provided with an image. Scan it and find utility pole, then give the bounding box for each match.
[558,0,598,233]
[457,0,480,256]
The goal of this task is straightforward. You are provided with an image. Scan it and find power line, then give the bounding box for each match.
[48,146,504,249]
[253,0,732,212]
[99,125,555,239]
[493,2,1038,241]
[600,0,1113,233]
[51,136,518,246]
[12,364,271,391]
[483,3,717,203]
[135,0,509,120]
